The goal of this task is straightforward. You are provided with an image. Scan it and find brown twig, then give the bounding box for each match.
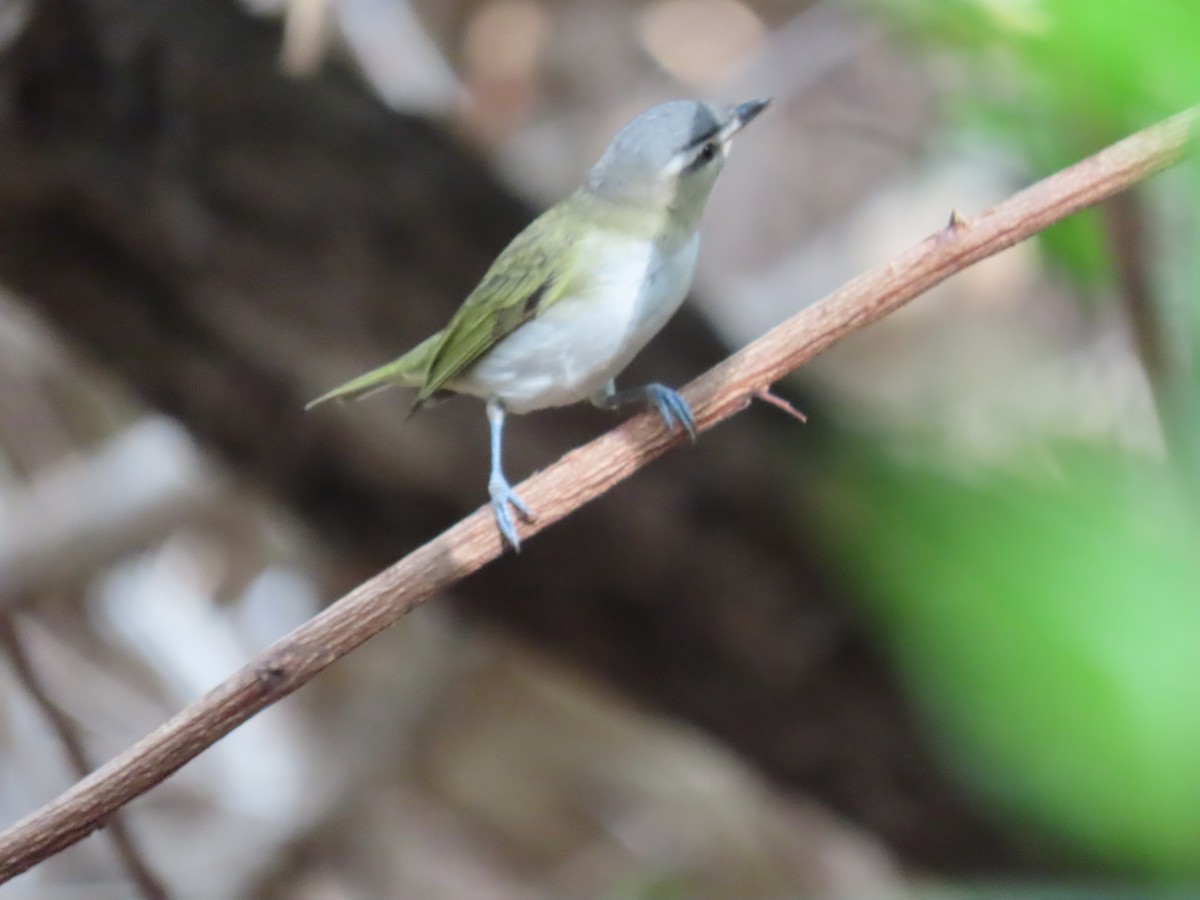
[754,388,809,423]
[1102,189,1200,486]
[0,614,170,897]
[0,106,1194,882]
[1105,192,1163,378]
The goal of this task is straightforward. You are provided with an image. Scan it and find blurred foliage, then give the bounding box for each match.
[880,0,1200,288]
[813,0,1200,881]
[814,444,1200,878]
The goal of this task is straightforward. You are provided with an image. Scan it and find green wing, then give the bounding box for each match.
[416,204,580,405]
[306,202,580,412]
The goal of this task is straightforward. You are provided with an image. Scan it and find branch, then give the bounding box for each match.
[0,106,1194,882]
[0,615,170,897]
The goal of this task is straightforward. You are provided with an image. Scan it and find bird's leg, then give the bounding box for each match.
[591,380,697,441]
[486,398,534,551]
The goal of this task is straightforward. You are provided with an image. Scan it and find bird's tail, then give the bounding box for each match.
[305,331,442,410]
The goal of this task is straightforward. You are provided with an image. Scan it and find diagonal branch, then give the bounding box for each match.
[0,106,1194,882]
[0,615,170,898]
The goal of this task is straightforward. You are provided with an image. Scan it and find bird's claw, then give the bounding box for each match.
[489,476,534,551]
[645,383,697,441]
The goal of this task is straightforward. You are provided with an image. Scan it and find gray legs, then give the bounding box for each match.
[486,398,533,551]
[485,381,694,551]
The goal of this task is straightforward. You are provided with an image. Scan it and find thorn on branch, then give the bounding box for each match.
[947,208,968,230]
[754,388,808,424]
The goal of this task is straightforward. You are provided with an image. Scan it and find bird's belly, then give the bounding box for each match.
[456,236,698,413]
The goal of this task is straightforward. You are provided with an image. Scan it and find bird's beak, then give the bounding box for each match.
[719,97,771,143]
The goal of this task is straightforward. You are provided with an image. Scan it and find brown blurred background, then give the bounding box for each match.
[0,0,1181,897]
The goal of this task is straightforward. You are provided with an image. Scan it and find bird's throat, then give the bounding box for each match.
[567,188,689,247]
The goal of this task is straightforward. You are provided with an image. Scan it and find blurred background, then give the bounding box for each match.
[0,0,1198,897]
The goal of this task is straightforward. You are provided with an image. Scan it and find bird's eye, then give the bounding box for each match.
[681,140,721,174]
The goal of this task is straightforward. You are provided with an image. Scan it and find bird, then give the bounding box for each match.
[307,98,770,550]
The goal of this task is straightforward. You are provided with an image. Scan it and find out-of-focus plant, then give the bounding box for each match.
[884,0,1200,466]
[882,0,1200,195]
[813,443,1200,877]
[814,0,1200,879]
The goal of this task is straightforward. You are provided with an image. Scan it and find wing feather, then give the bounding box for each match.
[416,204,579,404]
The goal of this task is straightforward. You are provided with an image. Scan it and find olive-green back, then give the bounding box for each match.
[415,201,583,404]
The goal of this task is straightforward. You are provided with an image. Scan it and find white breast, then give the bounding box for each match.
[455,233,699,413]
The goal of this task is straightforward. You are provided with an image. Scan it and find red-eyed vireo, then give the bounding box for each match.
[308,98,770,550]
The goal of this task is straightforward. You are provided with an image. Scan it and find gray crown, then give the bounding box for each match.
[586,101,724,197]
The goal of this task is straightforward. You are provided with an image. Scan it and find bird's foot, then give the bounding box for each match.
[644,383,697,441]
[489,474,534,551]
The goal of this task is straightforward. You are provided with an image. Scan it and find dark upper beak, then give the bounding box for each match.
[720,97,771,141]
[735,97,771,126]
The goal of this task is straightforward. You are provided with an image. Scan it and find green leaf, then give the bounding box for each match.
[814,446,1200,876]
[881,0,1200,289]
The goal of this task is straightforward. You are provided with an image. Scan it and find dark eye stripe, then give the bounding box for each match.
[685,125,722,152]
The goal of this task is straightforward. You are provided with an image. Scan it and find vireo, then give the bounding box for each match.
[308,98,769,550]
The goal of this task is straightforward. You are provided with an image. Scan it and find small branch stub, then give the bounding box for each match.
[754,388,808,423]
